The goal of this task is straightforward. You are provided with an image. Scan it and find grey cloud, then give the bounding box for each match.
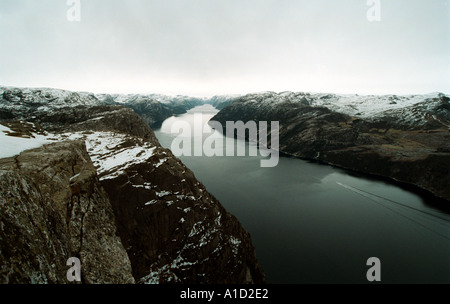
[0,0,448,96]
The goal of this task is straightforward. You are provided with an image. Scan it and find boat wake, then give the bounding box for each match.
[336,182,450,242]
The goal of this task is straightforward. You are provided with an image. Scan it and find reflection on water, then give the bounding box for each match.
[155,105,450,283]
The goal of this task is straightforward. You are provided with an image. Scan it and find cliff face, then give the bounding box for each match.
[98,141,265,283]
[0,87,265,284]
[95,93,206,128]
[212,92,450,202]
[0,141,134,283]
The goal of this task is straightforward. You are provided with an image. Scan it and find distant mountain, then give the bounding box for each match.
[212,91,450,202]
[0,86,241,128]
[95,93,241,127]
[95,93,207,127]
[207,95,240,110]
[0,86,101,120]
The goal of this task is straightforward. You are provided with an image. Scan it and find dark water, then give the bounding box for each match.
[154,105,450,284]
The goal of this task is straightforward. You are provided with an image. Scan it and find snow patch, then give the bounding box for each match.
[229,236,241,255]
[63,131,158,180]
[145,200,158,206]
[156,190,171,197]
[0,124,55,159]
[69,173,80,182]
[154,158,168,168]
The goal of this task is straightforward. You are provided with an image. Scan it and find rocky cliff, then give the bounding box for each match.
[212,91,450,202]
[0,140,134,283]
[0,87,265,284]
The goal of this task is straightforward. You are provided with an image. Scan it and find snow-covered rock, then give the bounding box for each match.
[226,91,449,129]
[0,123,55,158]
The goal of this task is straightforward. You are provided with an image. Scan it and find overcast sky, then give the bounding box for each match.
[0,0,449,96]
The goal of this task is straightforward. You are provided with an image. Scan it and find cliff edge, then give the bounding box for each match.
[0,87,265,284]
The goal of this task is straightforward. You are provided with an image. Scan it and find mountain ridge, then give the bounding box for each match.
[0,87,266,284]
[212,91,450,202]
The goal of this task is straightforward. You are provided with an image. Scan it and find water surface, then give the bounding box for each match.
[155,105,450,283]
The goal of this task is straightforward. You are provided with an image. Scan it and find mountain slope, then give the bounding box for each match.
[212,91,450,202]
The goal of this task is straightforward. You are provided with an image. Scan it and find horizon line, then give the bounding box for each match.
[1,84,448,99]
